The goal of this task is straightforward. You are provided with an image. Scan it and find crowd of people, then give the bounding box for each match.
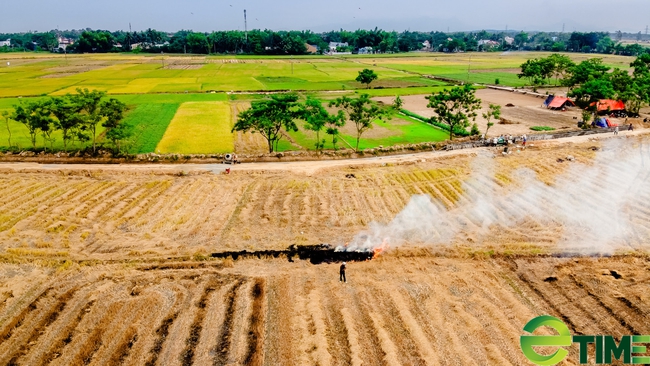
[481,134,528,147]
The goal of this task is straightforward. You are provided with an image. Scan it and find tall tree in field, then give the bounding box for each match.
[325,111,346,150]
[75,88,107,153]
[482,104,501,138]
[100,98,131,152]
[1,111,11,147]
[50,96,84,150]
[393,95,403,110]
[330,94,385,151]
[11,100,53,148]
[302,97,343,151]
[356,69,378,89]
[426,85,482,140]
[232,93,303,153]
[547,54,576,86]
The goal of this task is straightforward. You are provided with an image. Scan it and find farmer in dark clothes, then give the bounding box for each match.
[340,262,347,283]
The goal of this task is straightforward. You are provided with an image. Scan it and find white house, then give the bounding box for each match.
[358,46,373,54]
[329,42,348,52]
[57,37,73,50]
[0,39,11,47]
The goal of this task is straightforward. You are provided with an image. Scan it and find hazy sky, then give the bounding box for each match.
[4,0,650,34]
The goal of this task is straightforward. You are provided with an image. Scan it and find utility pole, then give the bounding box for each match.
[161,51,164,69]
[244,10,248,42]
[467,55,471,83]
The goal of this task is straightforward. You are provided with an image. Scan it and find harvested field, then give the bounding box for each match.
[2,133,650,364]
[0,255,649,365]
[1,134,650,259]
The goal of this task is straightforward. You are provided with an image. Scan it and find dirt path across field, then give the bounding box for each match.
[1,129,648,175]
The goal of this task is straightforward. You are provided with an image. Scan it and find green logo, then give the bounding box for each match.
[521,316,650,365]
[520,315,572,365]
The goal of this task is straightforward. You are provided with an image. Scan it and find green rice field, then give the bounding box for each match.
[0,52,637,154]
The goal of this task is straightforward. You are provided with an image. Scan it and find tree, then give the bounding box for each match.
[482,104,501,138]
[563,58,610,88]
[393,95,403,110]
[100,98,130,152]
[302,97,343,151]
[581,109,593,128]
[568,79,615,108]
[232,93,303,153]
[514,32,529,49]
[518,58,554,86]
[11,100,53,148]
[426,85,482,140]
[547,54,575,85]
[330,94,386,151]
[50,96,84,150]
[74,88,107,152]
[1,111,11,147]
[356,69,378,89]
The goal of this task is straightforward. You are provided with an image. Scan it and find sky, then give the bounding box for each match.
[3,0,650,34]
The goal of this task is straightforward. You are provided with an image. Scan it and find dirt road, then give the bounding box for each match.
[1,129,647,176]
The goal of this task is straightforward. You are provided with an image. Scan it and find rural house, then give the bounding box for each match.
[329,42,348,52]
[0,39,11,47]
[358,46,373,54]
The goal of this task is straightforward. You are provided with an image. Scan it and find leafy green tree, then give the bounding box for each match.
[100,99,130,152]
[302,97,343,151]
[75,31,115,53]
[325,113,346,150]
[1,111,11,147]
[356,69,378,89]
[393,95,403,110]
[518,58,553,86]
[74,88,107,152]
[11,100,53,148]
[568,79,615,108]
[514,32,529,48]
[547,54,576,85]
[482,104,501,138]
[232,93,303,153]
[330,94,386,151]
[426,85,482,140]
[563,58,610,88]
[50,96,84,150]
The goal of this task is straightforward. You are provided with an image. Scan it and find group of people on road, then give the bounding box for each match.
[482,134,527,147]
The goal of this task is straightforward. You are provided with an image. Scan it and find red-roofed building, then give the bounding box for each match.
[547,96,575,110]
[591,100,626,113]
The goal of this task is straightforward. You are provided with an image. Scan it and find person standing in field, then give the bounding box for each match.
[340,262,347,283]
[522,134,527,147]
[614,126,619,135]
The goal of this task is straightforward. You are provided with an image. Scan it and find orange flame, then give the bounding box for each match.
[372,239,390,259]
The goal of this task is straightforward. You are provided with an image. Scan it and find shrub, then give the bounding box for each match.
[530,126,556,131]
[495,78,500,85]
[470,123,480,136]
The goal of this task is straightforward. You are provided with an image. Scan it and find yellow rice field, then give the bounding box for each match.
[155,101,234,154]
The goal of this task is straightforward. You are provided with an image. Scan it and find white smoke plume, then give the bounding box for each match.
[343,138,650,254]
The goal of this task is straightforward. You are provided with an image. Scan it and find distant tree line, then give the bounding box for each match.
[3,28,649,56]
